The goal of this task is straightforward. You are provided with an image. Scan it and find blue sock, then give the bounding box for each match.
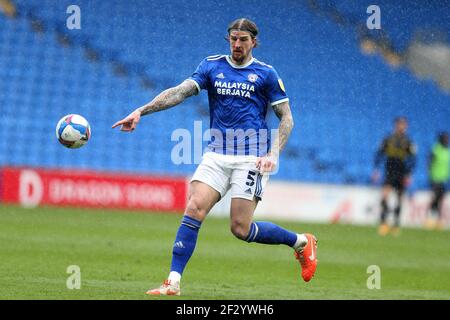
[245,221,297,247]
[170,215,202,275]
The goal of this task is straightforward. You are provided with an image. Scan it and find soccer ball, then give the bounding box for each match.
[56,114,91,148]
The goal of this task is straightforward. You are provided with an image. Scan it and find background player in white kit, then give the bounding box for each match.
[112,18,318,296]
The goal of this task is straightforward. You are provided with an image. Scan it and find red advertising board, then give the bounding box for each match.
[0,167,187,212]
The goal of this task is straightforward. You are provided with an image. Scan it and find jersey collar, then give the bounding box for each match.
[226,55,255,69]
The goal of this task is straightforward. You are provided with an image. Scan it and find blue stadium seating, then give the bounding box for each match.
[1,0,449,189]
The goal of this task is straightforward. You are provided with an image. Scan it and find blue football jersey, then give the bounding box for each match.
[188,55,289,157]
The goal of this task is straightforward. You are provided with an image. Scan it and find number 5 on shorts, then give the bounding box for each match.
[246,171,256,186]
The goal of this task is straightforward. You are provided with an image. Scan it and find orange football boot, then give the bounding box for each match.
[294,233,318,282]
[378,223,390,236]
[146,280,180,296]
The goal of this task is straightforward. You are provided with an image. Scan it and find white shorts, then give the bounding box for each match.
[190,152,269,201]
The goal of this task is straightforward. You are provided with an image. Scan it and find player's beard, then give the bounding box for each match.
[232,50,245,64]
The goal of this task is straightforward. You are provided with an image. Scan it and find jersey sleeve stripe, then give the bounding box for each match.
[270,97,289,106]
[207,54,226,61]
[186,78,201,94]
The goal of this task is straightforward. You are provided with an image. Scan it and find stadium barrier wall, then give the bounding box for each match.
[1,167,448,229]
[0,167,187,212]
[211,181,450,229]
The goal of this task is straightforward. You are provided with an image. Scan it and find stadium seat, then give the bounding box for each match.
[1,1,449,189]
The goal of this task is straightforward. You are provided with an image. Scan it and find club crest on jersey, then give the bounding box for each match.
[248,73,258,83]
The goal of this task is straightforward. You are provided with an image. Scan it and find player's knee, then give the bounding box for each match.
[230,220,250,240]
[184,198,207,221]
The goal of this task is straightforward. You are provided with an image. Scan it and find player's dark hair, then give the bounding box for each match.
[226,18,259,47]
[438,131,448,144]
[394,116,407,124]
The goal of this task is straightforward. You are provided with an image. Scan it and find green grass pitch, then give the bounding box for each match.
[0,205,449,300]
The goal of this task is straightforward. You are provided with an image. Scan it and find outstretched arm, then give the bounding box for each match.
[256,101,294,173]
[405,142,417,175]
[137,80,198,116]
[374,139,387,169]
[112,80,198,131]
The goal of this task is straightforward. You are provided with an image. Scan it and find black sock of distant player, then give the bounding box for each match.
[431,199,438,211]
[380,199,388,223]
[431,187,444,218]
[170,215,201,276]
[431,198,439,217]
[394,205,401,227]
[245,221,297,246]
[393,190,403,227]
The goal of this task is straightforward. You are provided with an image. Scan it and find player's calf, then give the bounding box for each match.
[230,219,251,240]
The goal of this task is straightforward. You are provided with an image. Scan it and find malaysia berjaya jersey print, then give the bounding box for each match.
[187,54,289,157]
[186,54,289,201]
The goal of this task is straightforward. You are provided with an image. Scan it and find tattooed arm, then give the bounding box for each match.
[112,80,198,131]
[256,101,294,173]
[138,80,198,116]
[270,101,294,157]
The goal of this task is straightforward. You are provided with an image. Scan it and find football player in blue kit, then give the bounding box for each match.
[112,18,318,296]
